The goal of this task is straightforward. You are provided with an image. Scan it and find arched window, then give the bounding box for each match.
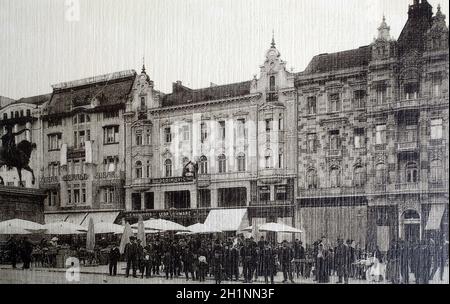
[406,162,419,183]
[376,163,387,185]
[199,155,208,175]
[430,159,442,183]
[354,166,366,187]
[237,153,246,172]
[164,159,172,177]
[306,169,318,189]
[269,76,276,91]
[330,166,341,188]
[264,150,272,169]
[218,154,226,173]
[135,161,142,179]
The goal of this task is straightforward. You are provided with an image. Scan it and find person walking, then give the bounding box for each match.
[399,240,410,284]
[316,243,329,283]
[141,243,152,279]
[230,244,240,281]
[182,246,195,281]
[20,237,33,270]
[124,236,138,278]
[335,238,350,284]
[262,242,277,284]
[108,243,120,276]
[241,239,254,283]
[279,240,295,283]
[415,240,432,284]
[6,237,18,269]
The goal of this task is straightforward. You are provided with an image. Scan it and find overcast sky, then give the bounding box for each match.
[0,0,448,99]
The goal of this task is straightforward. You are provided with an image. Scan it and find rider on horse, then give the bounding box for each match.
[1,125,29,160]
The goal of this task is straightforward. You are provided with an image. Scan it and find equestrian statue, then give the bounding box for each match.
[0,125,36,187]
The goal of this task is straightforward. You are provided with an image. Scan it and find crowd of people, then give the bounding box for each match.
[110,234,448,284]
[2,234,448,284]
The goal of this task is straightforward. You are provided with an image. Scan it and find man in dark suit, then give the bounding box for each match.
[240,239,254,283]
[335,238,350,284]
[279,240,294,283]
[108,242,120,276]
[124,236,138,278]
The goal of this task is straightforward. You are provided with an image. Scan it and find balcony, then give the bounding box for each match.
[266,88,279,102]
[391,98,425,111]
[298,187,366,198]
[394,183,420,192]
[327,149,342,158]
[197,174,211,188]
[397,141,418,152]
[429,180,449,192]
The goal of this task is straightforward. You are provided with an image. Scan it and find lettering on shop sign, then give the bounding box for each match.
[62,173,89,181]
[149,176,194,184]
[95,172,120,179]
[40,176,59,184]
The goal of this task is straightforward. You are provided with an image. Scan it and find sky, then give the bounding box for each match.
[0,0,448,99]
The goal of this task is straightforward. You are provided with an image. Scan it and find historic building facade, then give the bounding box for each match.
[38,71,134,224]
[295,1,448,249]
[123,41,297,238]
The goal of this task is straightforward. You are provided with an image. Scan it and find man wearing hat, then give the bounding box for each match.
[124,236,138,278]
[334,238,350,284]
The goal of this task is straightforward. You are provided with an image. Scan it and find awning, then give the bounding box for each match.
[425,204,446,230]
[203,208,248,232]
[44,213,71,223]
[81,211,120,227]
[45,211,120,227]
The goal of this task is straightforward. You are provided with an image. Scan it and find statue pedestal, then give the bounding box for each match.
[0,186,46,223]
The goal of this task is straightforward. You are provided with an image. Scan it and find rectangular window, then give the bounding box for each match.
[376,84,387,104]
[278,154,283,169]
[329,130,340,150]
[78,130,85,147]
[404,83,419,100]
[307,96,317,115]
[103,111,119,119]
[265,119,272,132]
[200,122,208,143]
[259,186,270,202]
[164,127,172,143]
[329,93,340,113]
[354,90,366,109]
[431,119,443,139]
[376,125,386,145]
[182,125,190,141]
[432,75,442,98]
[219,121,226,140]
[104,126,119,144]
[135,131,143,146]
[275,185,287,201]
[237,119,246,139]
[48,133,62,151]
[354,128,365,149]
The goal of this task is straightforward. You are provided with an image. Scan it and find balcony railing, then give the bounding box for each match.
[429,180,449,191]
[298,187,366,198]
[397,141,418,152]
[327,149,342,157]
[394,183,420,192]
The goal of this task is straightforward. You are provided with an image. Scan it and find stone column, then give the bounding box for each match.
[210,188,218,208]
[154,189,163,210]
[190,188,197,209]
[141,192,146,210]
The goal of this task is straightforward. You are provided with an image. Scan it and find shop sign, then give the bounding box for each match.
[40,176,60,184]
[149,176,194,184]
[95,171,122,180]
[62,173,89,181]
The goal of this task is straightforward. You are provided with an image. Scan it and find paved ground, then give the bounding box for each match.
[0,263,448,284]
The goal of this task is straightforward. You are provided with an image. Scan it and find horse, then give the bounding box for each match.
[0,140,36,187]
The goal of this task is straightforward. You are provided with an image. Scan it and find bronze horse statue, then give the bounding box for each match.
[0,126,36,187]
